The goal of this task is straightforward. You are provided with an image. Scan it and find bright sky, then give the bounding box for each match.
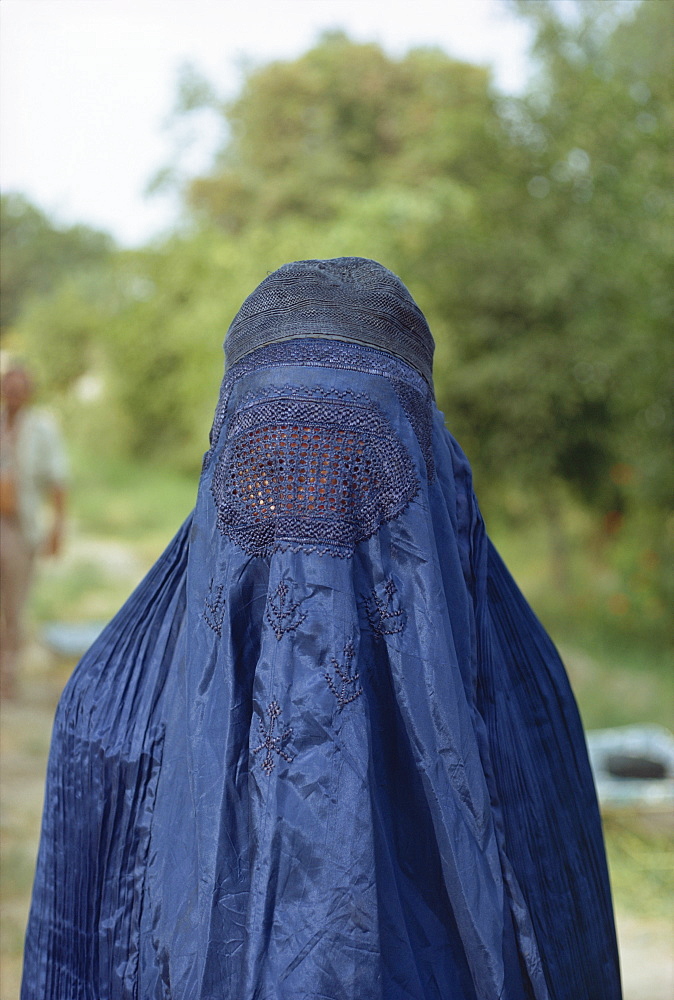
[1,0,532,246]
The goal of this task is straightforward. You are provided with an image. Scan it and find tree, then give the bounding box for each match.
[0,194,113,335]
[163,8,672,614]
[11,4,672,597]
[167,15,672,528]
[444,0,673,523]
[178,32,502,232]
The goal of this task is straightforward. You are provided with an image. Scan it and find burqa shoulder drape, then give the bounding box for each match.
[22,258,621,1000]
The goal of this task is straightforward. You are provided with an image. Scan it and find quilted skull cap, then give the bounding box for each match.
[224,257,435,386]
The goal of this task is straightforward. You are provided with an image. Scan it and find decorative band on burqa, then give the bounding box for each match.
[224,257,435,387]
[211,384,420,558]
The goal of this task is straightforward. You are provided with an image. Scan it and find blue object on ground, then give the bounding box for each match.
[42,622,106,659]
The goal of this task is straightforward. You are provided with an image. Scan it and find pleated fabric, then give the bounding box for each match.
[22,260,621,1000]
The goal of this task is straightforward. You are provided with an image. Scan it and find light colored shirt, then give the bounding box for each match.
[0,407,68,548]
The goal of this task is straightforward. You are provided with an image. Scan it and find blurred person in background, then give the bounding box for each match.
[0,362,68,700]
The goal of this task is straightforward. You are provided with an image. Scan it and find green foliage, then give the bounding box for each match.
[170,8,673,535]
[6,1,672,620]
[604,814,674,923]
[99,240,227,465]
[185,33,498,231]
[17,275,110,391]
[0,193,113,335]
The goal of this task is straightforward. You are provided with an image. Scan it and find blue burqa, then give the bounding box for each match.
[22,259,621,999]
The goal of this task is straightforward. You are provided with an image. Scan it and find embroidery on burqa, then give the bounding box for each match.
[324,639,363,711]
[265,580,307,639]
[252,700,295,775]
[204,340,435,483]
[225,260,434,386]
[210,384,420,558]
[203,579,226,637]
[391,377,435,482]
[365,577,406,636]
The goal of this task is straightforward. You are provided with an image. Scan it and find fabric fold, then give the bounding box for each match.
[23,258,621,1000]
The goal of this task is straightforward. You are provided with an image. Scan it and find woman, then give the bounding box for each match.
[22,258,621,999]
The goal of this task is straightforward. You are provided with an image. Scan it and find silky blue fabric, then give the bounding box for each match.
[22,259,621,1000]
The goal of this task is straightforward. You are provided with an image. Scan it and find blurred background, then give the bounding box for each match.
[1,1,672,996]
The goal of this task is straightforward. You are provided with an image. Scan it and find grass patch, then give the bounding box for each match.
[604,814,674,922]
[69,450,197,548]
[28,453,197,627]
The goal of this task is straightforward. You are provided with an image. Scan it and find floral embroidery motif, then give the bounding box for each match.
[324,640,363,711]
[265,581,307,640]
[252,700,294,775]
[365,578,406,636]
[203,579,226,637]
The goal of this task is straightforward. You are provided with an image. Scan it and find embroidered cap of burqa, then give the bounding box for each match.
[23,258,621,1000]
